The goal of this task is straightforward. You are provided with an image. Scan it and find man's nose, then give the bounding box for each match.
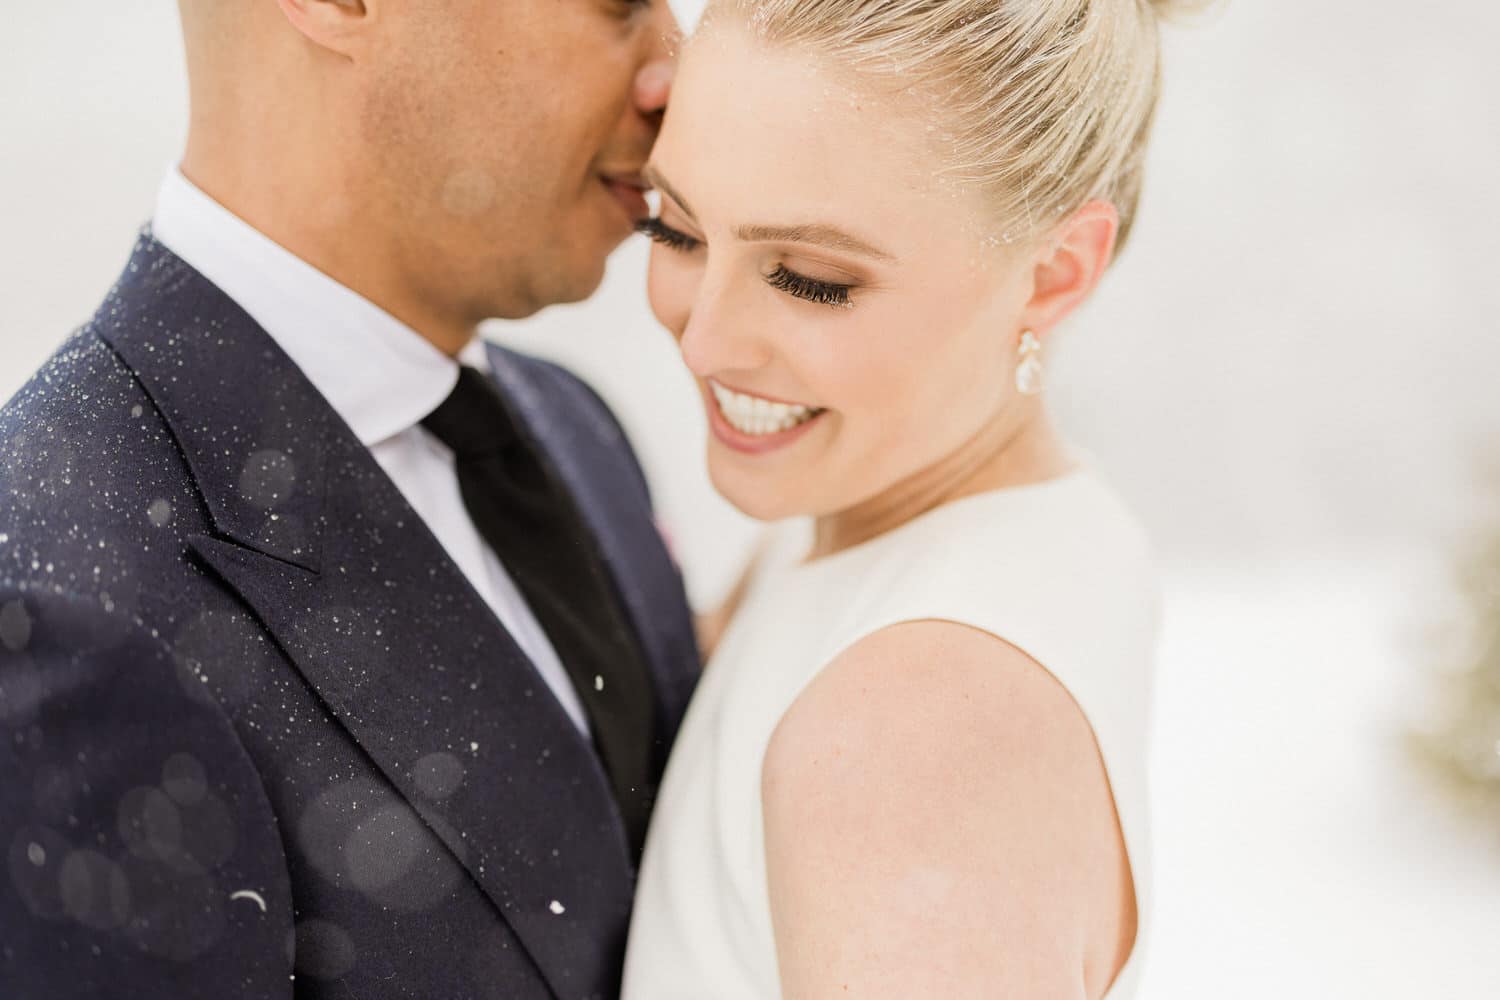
[634,59,674,118]
[633,5,681,117]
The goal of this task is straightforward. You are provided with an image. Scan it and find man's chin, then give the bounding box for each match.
[486,254,612,320]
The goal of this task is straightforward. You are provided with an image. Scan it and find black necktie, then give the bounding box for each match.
[422,366,657,856]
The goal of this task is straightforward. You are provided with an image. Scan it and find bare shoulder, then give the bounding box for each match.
[761,620,1136,1000]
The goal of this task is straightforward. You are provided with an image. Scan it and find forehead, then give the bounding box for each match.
[654,22,949,227]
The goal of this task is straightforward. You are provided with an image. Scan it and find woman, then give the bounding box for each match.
[623,0,1184,995]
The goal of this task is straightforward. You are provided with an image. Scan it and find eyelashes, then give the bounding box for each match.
[635,216,855,310]
[635,216,699,253]
[765,265,851,309]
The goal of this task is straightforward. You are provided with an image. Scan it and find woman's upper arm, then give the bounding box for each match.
[761,619,1132,1000]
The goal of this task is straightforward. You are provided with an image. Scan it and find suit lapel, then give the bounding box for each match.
[486,345,700,756]
[96,236,634,999]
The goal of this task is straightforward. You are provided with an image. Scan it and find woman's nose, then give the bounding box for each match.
[678,309,775,381]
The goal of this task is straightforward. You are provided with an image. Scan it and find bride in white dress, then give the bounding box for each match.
[623,0,1186,995]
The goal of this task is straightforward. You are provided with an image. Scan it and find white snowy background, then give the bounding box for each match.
[3,2,1499,995]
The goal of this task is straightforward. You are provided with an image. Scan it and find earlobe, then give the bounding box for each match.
[1020,199,1120,337]
[276,0,371,55]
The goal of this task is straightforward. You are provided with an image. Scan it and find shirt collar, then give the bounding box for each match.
[150,168,486,447]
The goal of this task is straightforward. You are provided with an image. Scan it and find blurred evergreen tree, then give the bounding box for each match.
[1412,512,1500,821]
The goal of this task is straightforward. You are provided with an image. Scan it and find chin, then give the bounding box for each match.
[486,257,610,320]
[553,239,620,302]
[707,457,806,524]
[558,264,610,305]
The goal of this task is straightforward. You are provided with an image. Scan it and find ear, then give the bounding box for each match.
[1019,199,1119,337]
[275,0,372,56]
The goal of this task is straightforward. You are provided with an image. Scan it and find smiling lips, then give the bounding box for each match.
[706,378,827,452]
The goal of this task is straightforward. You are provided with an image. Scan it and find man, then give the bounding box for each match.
[0,0,698,996]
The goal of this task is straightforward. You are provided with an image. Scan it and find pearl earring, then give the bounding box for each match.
[1015,330,1043,396]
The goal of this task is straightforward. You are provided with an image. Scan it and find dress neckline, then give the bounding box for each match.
[788,451,1098,573]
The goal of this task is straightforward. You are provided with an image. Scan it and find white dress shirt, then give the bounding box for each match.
[152,168,591,734]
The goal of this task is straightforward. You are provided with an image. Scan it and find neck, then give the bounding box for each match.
[810,402,1074,560]
[179,135,476,359]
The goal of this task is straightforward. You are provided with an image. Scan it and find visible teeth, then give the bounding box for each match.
[709,380,821,436]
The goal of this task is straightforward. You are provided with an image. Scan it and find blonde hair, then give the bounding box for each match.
[711,0,1198,256]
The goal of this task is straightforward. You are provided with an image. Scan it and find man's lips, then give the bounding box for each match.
[601,175,650,223]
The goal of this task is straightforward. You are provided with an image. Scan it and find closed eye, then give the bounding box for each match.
[637,218,854,309]
[635,217,701,252]
[766,264,852,309]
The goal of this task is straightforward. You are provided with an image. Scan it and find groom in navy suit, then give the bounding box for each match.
[0,1,696,997]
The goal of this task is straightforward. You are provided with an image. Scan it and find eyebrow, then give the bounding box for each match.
[732,222,897,263]
[642,164,899,264]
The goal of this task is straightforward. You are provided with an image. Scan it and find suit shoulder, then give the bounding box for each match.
[0,327,195,590]
[1,325,153,451]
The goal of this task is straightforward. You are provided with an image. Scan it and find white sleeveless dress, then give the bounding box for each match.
[622,461,1160,999]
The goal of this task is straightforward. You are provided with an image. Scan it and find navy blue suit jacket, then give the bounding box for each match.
[0,236,700,998]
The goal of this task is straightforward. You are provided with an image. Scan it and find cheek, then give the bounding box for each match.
[441,33,617,171]
[826,302,1002,445]
[826,308,937,414]
[907,327,1006,428]
[645,249,697,341]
